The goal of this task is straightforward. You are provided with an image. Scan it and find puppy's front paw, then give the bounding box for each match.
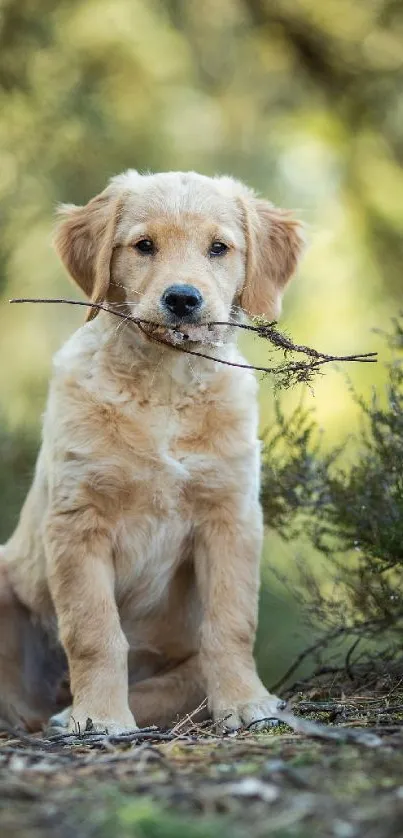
[68,707,137,736]
[213,692,286,732]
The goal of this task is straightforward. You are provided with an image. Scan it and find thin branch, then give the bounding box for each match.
[245,709,382,748]
[345,637,362,681]
[271,616,395,694]
[269,627,350,693]
[9,297,377,385]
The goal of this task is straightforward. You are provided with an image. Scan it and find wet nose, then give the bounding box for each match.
[161,284,203,319]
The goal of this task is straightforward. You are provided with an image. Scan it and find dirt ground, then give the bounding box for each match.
[2,669,403,838]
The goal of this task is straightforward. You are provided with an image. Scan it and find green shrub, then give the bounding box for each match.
[261,318,403,666]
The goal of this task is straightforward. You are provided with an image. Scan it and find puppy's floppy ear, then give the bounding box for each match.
[54,187,121,321]
[240,197,304,320]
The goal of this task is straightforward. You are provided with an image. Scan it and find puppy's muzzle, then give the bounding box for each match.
[161,284,203,322]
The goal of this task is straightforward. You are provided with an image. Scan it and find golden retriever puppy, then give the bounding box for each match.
[0,171,303,734]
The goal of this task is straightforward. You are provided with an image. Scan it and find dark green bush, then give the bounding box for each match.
[261,318,403,666]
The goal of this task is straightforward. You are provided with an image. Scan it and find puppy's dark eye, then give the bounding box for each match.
[134,238,155,255]
[209,241,228,257]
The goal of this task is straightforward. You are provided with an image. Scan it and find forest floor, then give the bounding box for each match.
[1,666,403,838]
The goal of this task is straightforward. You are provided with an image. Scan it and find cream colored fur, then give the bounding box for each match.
[0,171,303,734]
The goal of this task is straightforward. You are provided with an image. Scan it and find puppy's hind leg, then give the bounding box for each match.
[46,704,72,735]
[129,655,208,729]
[0,559,66,731]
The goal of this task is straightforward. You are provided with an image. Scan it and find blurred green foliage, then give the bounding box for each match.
[1,0,402,684]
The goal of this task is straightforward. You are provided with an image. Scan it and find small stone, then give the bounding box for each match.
[332,819,356,838]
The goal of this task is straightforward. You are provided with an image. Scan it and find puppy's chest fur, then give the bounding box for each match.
[71,373,239,505]
[50,355,256,612]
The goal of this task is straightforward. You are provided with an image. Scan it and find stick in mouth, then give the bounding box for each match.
[8,297,378,388]
[146,323,227,347]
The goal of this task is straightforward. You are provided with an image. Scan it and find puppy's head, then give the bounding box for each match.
[54,171,304,343]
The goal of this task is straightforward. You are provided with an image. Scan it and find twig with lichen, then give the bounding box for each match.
[9,297,377,387]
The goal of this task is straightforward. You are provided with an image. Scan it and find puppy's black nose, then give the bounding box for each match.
[162,284,203,319]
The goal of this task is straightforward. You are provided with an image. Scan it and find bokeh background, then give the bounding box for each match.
[1,0,402,687]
